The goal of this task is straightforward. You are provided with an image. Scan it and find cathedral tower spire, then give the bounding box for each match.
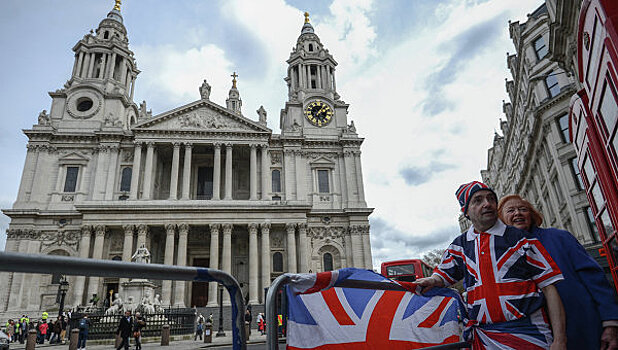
[50,0,140,130]
[285,12,339,103]
[226,72,243,115]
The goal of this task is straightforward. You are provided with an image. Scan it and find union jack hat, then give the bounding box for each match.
[456,181,496,215]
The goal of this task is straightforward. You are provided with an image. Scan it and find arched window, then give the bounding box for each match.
[308,44,314,52]
[49,249,69,284]
[323,253,333,271]
[273,252,283,272]
[272,169,281,192]
[120,167,132,192]
[104,31,109,39]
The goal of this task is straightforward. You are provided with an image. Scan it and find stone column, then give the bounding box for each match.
[295,151,305,201]
[136,224,149,249]
[224,144,233,200]
[142,142,155,200]
[297,223,308,273]
[169,142,181,200]
[285,223,297,273]
[92,146,108,200]
[119,224,135,293]
[129,142,142,200]
[162,224,176,306]
[344,232,354,268]
[98,54,107,79]
[104,146,120,200]
[350,226,364,268]
[72,226,92,306]
[16,145,39,203]
[74,52,84,77]
[260,222,271,303]
[361,225,373,269]
[87,225,106,298]
[212,143,222,200]
[354,151,366,206]
[343,151,356,207]
[284,150,294,201]
[316,64,322,89]
[260,145,270,200]
[248,223,259,304]
[181,143,192,199]
[207,224,220,306]
[337,154,348,208]
[221,224,233,305]
[174,223,189,308]
[81,52,90,78]
[87,53,96,78]
[250,144,258,200]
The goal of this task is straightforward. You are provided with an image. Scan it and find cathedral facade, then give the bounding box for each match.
[0,5,373,317]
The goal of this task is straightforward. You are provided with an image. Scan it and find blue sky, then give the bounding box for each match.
[0,0,542,268]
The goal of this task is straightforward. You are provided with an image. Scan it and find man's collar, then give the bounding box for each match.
[466,219,506,241]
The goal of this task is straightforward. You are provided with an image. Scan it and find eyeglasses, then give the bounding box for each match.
[504,207,530,214]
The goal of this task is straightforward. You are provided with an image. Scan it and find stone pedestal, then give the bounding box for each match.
[121,279,157,311]
[69,329,79,350]
[161,324,170,346]
[204,324,213,343]
[26,329,36,350]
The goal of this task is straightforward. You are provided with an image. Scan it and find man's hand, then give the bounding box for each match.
[413,275,444,294]
[601,326,618,350]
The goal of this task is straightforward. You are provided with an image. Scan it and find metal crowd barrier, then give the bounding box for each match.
[0,252,247,350]
[265,273,470,350]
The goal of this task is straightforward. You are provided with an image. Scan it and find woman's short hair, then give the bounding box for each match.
[497,194,544,228]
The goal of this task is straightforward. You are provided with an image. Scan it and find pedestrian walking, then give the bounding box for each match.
[133,312,146,350]
[49,316,62,344]
[59,315,67,344]
[77,314,91,350]
[194,318,203,341]
[257,313,265,335]
[116,311,133,350]
[37,320,48,344]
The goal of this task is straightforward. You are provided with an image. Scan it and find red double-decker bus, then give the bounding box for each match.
[380,259,435,282]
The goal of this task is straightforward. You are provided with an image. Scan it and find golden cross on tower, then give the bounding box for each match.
[231,72,238,88]
[304,12,310,24]
[113,0,122,11]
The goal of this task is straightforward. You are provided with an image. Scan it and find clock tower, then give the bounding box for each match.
[280,13,349,138]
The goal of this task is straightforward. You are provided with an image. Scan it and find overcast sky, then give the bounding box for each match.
[0,0,542,268]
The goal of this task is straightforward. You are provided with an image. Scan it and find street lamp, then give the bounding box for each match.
[216,284,226,337]
[58,276,69,317]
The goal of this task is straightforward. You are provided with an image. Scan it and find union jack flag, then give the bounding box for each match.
[435,220,563,348]
[285,268,466,349]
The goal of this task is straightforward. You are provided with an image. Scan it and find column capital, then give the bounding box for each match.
[183,142,193,149]
[297,223,307,232]
[213,142,222,149]
[283,149,294,154]
[250,143,258,149]
[95,225,106,237]
[225,143,233,149]
[260,143,269,149]
[178,223,190,235]
[209,223,221,232]
[122,224,135,236]
[133,141,143,147]
[248,223,259,234]
[165,223,176,235]
[137,224,149,236]
[81,225,92,237]
[146,141,155,147]
[285,222,296,232]
[172,141,181,148]
[223,223,233,233]
[260,222,271,231]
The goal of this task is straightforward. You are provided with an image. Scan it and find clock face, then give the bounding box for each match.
[304,100,333,127]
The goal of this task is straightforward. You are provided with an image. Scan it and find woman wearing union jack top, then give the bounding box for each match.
[415,181,567,349]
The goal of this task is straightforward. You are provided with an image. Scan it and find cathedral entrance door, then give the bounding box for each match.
[196,167,213,199]
[234,257,249,303]
[191,258,209,307]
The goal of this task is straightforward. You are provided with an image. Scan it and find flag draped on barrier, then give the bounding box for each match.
[285,268,466,349]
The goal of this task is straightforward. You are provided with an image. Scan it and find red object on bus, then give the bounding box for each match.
[380,259,435,282]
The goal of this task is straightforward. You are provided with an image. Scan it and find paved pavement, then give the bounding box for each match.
[7,332,269,349]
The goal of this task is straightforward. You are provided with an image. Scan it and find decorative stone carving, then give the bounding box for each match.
[200,79,212,100]
[179,111,228,129]
[41,230,80,248]
[257,106,267,125]
[270,152,282,164]
[103,112,123,127]
[308,226,345,239]
[271,231,283,248]
[61,195,75,202]
[131,244,151,264]
[179,223,190,235]
[121,149,133,162]
[38,110,50,126]
[139,100,152,119]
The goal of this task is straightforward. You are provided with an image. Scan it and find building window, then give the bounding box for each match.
[273,252,283,272]
[557,114,570,142]
[323,253,333,271]
[271,169,281,192]
[533,36,548,60]
[317,169,330,193]
[570,158,584,190]
[586,206,601,242]
[63,167,79,192]
[599,80,618,135]
[120,167,132,192]
[545,71,561,98]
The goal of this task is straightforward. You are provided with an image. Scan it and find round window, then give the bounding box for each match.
[76,97,93,112]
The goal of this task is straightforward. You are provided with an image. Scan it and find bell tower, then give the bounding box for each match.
[280,12,349,138]
[226,72,243,115]
[49,0,140,131]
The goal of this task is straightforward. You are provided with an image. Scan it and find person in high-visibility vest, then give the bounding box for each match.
[277,314,283,336]
[41,311,48,321]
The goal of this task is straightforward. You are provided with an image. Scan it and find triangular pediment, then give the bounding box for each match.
[309,156,336,167]
[134,100,270,133]
[58,151,90,165]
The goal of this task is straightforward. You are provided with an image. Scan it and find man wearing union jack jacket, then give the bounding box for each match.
[415,181,566,349]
